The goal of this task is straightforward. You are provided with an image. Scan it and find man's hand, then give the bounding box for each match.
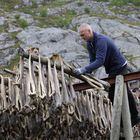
[73,67,86,75]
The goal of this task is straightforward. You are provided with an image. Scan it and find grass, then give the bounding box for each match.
[131,0,140,5]
[109,3,140,15]
[0,27,6,32]
[89,7,140,27]
[125,54,138,68]
[0,0,21,11]
[0,39,21,71]
[17,18,28,29]
[16,18,29,29]
[0,45,20,73]
[77,1,84,6]
[2,54,20,71]
[98,0,140,6]
[116,0,140,6]
[43,0,72,8]
[18,0,71,14]
[15,0,77,28]
[35,10,77,28]
[84,7,90,14]
[125,54,139,68]
[111,0,129,6]
[39,6,48,17]
[0,0,140,71]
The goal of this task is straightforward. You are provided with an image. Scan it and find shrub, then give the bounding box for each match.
[17,18,28,29]
[111,0,128,6]
[111,0,140,6]
[131,0,140,5]
[39,6,47,17]
[77,1,84,6]
[15,14,20,20]
[84,7,90,14]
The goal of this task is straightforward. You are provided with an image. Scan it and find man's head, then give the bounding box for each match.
[78,23,93,41]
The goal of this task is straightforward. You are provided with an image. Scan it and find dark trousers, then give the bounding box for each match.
[108,65,138,119]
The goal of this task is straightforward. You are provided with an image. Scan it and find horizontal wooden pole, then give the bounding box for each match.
[73,71,140,91]
[18,50,109,90]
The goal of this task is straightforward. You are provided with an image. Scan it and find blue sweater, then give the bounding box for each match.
[85,32,126,75]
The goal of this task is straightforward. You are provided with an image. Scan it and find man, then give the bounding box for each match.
[74,23,140,126]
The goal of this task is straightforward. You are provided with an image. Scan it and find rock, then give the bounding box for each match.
[22,0,32,6]
[17,26,88,67]
[0,33,15,49]
[0,0,140,78]
[8,24,22,33]
[0,48,17,65]
[0,17,7,26]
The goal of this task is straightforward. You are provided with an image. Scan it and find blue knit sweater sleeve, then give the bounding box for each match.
[85,39,107,73]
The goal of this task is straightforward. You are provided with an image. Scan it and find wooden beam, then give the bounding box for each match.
[19,51,109,89]
[122,83,133,140]
[110,75,124,140]
[103,71,140,84]
[19,51,93,81]
[73,71,140,91]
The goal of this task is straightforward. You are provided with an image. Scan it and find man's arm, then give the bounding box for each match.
[85,40,107,73]
[87,44,95,63]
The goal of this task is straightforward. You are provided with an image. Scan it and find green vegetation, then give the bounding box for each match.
[0,0,20,11]
[0,41,21,72]
[0,0,140,71]
[0,27,6,32]
[125,54,138,68]
[110,0,140,6]
[0,0,71,12]
[14,0,77,28]
[131,0,140,5]
[2,54,20,71]
[39,6,48,17]
[125,54,139,69]
[125,54,134,62]
[77,1,84,6]
[96,0,140,6]
[46,0,69,8]
[84,7,90,14]
[35,10,77,28]
[15,14,20,20]
[111,0,129,6]
[16,18,29,29]
[97,0,109,1]
[0,44,20,73]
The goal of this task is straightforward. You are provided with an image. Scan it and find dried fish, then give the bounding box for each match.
[1,53,136,139]
[37,54,46,98]
[0,75,7,109]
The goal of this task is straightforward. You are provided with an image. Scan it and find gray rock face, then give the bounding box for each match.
[17,15,140,78]
[0,0,140,79]
[0,33,15,49]
[21,0,54,6]
[0,17,7,26]
[0,48,17,65]
[11,12,34,25]
[71,15,140,69]
[17,26,88,67]
[47,0,140,23]
[0,32,17,66]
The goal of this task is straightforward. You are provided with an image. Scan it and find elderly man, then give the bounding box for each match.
[74,23,140,126]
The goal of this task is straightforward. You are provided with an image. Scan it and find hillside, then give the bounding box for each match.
[0,0,140,78]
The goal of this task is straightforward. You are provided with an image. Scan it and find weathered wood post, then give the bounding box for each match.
[122,83,133,140]
[110,75,124,140]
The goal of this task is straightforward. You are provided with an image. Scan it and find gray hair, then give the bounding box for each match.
[78,23,93,33]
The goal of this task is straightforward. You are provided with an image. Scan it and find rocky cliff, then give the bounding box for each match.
[0,0,140,78]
